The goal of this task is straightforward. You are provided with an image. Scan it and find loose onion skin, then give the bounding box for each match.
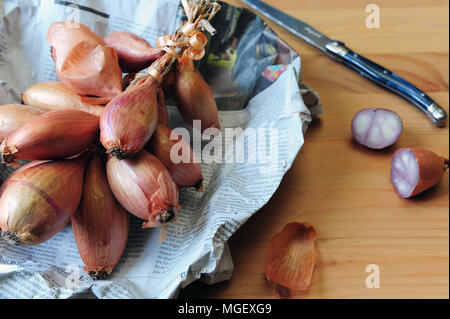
[104,31,164,73]
[265,222,318,298]
[172,56,220,133]
[0,104,45,141]
[0,154,88,246]
[106,150,179,234]
[147,125,203,190]
[72,153,129,280]
[391,148,449,198]
[352,108,403,149]
[100,77,159,160]
[22,82,105,116]
[0,110,99,165]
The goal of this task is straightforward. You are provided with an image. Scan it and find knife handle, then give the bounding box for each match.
[325,41,447,127]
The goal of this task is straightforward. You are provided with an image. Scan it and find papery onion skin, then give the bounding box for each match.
[47,22,122,99]
[72,153,129,280]
[0,104,45,141]
[100,77,159,160]
[106,149,179,230]
[0,155,88,246]
[172,56,220,133]
[22,82,104,117]
[391,148,449,198]
[104,31,165,73]
[265,222,318,297]
[147,125,203,189]
[0,110,99,164]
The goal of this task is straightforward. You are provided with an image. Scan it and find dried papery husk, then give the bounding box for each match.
[147,125,203,190]
[72,153,129,280]
[0,110,99,165]
[157,88,169,127]
[100,77,159,160]
[22,82,105,116]
[391,148,449,198]
[106,150,179,241]
[265,222,318,298]
[104,31,165,73]
[0,154,88,246]
[47,22,122,99]
[172,55,220,133]
[0,104,45,141]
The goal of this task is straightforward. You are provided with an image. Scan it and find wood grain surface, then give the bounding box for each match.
[180,0,449,299]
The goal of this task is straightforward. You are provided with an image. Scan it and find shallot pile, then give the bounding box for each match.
[0,0,221,279]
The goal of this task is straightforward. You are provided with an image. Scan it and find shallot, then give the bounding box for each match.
[100,77,158,159]
[172,55,220,133]
[106,150,179,242]
[0,154,88,245]
[72,153,129,279]
[47,22,122,99]
[352,108,403,149]
[391,148,449,198]
[104,31,164,73]
[22,82,105,116]
[147,125,203,190]
[1,110,99,164]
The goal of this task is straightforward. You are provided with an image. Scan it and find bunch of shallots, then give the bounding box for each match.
[0,0,221,279]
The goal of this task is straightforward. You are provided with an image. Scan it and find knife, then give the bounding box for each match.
[242,0,447,127]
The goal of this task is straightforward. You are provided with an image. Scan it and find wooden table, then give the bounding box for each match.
[180,0,449,299]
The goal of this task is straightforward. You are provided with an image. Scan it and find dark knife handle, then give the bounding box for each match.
[325,41,447,127]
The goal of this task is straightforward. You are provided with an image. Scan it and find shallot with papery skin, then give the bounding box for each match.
[106,150,179,242]
[104,31,164,73]
[0,104,45,141]
[352,108,403,149]
[22,82,105,116]
[147,125,203,190]
[391,148,449,198]
[1,110,99,165]
[0,154,88,246]
[47,22,122,99]
[172,55,220,133]
[100,77,158,160]
[265,222,318,298]
[72,153,129,279]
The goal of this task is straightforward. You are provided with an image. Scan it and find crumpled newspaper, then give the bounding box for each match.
[0,0,322,298]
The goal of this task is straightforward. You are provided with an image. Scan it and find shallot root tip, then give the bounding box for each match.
[89,271,109,280]
[159,209,177,225]
[0,231,21,246]
[109,148,128,161]
[444,158,449,171]
[1,153,15,165]
[194,179,204,192]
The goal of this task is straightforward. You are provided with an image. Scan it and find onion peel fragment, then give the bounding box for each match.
[265,222,318,298]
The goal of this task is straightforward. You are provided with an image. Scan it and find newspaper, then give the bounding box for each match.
[0,0,322,299]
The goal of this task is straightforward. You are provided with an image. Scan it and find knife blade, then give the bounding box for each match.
[242,0,448,127]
